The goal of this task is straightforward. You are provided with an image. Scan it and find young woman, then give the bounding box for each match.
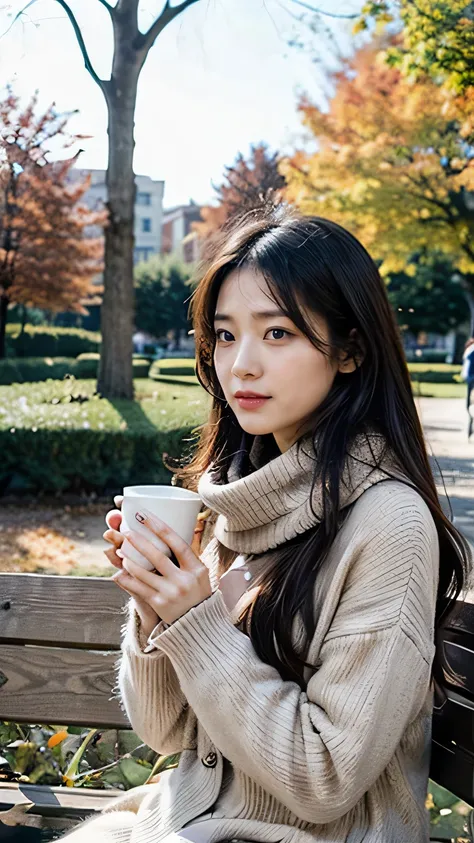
[462,337,474,437]
[65,209,470,843]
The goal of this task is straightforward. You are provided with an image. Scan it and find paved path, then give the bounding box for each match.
[416,398,474,552]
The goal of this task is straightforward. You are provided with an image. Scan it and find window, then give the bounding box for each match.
[142,218,152,233]
[134,247,156,264]
[137,192,152,206]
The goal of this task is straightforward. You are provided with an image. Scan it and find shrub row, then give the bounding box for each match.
[407,363,461,385]
[0,355,150,385]
[0,426,193,494]
[405,349,453,364]
[150,359,196,378]
[6,324,100,358]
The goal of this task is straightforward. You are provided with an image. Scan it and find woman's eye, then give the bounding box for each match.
[267,329,289,340]
[215,328,291,342]
[215,329,233,342]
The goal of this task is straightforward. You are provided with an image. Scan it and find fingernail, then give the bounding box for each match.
[135,512,146,523]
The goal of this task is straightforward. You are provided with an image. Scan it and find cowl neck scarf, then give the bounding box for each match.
[197,428,406,555]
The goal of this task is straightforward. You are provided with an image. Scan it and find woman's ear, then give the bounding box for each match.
[337,328,365,374]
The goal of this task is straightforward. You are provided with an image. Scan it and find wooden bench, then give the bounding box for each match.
[0,572,473,842]
[0,572,132,838]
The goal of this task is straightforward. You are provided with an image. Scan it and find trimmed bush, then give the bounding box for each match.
[6,324,100,358]
[0,426,190,493]
[0,356,151,385]
[75,353,151,379]
[0,379,209,493]
[407,363,462,385]
[0,357,75,385]
[405,349,451,363]
[150,358,196,378]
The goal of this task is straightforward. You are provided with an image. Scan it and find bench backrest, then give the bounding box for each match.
[2,574,473,808]
[0,573,130,728]
[430,599,474,806]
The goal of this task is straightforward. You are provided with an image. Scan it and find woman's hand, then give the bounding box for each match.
[106,506,213,627]
[103,496,160,638]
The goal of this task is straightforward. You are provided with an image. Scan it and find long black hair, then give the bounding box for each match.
[169,206,471,689]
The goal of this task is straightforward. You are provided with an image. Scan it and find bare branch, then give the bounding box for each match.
[3,0,108,92]
[139,0,200,54]
[289,0,359,19]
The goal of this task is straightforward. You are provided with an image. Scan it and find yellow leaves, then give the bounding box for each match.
[352,19,368,35]
[379,255,407,277]
[405,264,417,277]
[47,730,68,749]
[285,32,474,276]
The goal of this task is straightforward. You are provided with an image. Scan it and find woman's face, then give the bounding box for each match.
[213,267,350,453]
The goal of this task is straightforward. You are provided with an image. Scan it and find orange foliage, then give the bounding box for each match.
[282,38,474,277]
[194,143,286,242]
[0,92,105,327]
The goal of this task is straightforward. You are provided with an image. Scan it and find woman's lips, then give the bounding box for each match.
[236,397,271,410]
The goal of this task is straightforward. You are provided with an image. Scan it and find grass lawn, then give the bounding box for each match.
[0,377,210,433]
[411,381,465,398]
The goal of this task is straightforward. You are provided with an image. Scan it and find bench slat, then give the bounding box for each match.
[0,644,129,728]
[0,781,122,813]
[0,573,128,649]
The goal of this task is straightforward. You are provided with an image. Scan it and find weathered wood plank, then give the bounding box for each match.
[0,645,130,728]
[0,574,128,649]
[0,781,122,813]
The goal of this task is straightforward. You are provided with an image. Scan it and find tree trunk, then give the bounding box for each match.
[97,58,139,398]
[0,294,8,359]
[18,304,27,358]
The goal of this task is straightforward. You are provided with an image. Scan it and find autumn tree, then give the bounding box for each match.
[194,143,286,241]
[9,0,200,399]
[387,251,467,338]
[282,39,474,328]
[358,1,474,95]
[0,91,104,359]
[134,255,194,348]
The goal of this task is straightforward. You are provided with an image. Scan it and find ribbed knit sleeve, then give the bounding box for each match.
[151,484,439,825]
[117,599,197,757]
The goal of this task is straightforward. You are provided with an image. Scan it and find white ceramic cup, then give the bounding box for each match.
[119,485,203,571]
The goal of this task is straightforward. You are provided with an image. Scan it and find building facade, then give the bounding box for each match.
[161,201,202,263]
[72,168,165,264]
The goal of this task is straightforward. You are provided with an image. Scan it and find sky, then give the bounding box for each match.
[0,0,362,208]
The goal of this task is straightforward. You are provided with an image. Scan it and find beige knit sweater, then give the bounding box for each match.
[64,431,439,843]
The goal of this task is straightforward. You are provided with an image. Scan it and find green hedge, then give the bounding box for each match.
[0,356,151,385]
[407,363,462,385]
[405,349,451,363]
[0,379,208,494]
[6,324,100,358]
[0,426,193,493]
[150,359,196,378]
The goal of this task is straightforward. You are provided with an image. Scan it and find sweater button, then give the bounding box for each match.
[202,751,217,768]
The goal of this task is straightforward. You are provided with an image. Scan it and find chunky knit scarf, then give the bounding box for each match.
[197,429,405,555]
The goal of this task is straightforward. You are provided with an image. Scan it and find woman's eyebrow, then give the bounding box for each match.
[214,309,287,324]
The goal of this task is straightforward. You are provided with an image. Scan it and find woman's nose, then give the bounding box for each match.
[231,345,263,380]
